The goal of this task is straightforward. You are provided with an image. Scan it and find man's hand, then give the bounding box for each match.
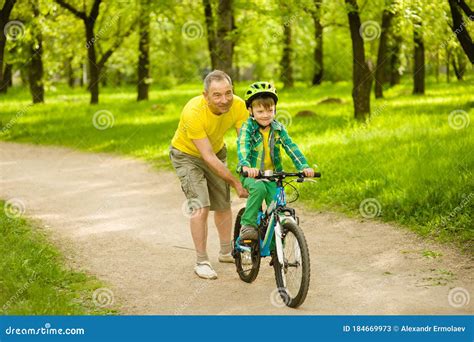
[233,181,249,198]
[302,168,315,177]
[242,166,260,178]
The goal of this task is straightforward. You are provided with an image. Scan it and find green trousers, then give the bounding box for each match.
[240,177,277,228]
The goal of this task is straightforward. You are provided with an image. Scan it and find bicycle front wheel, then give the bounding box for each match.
[272,219,310,308]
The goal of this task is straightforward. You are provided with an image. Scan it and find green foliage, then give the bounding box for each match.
[3,0,473,87]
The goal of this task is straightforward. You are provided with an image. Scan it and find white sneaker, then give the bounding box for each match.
[194,261,218,279]
[218,252,234,263]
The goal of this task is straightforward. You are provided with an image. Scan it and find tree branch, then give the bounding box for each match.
[89,0,102,21]
[54,0,86,20]
[457,0,474,19]
[97,18,137,70]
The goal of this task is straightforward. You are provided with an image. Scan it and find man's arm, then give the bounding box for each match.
[192,137,248,198]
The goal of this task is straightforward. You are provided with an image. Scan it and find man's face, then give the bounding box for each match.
[203,79,234,115]
[250,103,275,127]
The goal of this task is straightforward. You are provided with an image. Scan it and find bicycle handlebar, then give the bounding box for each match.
[241,170,321,179]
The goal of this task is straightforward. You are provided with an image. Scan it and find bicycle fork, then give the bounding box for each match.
[274,214,298,267]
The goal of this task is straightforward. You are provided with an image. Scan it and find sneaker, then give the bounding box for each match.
[194,261,218,279]
[218,252,234,263]
[240,225,258,240]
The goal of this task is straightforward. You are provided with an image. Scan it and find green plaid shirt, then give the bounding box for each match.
[237,118,310,173]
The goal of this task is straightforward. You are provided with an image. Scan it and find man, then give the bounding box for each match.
[170,70,249,279]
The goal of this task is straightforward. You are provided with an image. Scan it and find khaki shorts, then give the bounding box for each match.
[169,145,231,211]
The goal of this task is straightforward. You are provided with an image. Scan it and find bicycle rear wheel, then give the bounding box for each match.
[272,219,310,308]
[233,208,261,283]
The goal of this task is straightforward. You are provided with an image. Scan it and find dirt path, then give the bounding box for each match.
[1,141,472,315]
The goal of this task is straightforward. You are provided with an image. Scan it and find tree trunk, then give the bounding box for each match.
[4,63,12,87]
[0,0,17,94]
[446,48,451,83]
[215,0,234,76]
[65,58,74,87]
[389,32,401,86]
[203,0,217,70]
[85,23,100,104]
[345,0,373,121]
[280,19,294,88]
[452,52,466,80]
[311,0,323,85]
[448,0,474,64]
[137,0,150,101]
[28,0,44,103]
[374,5,394,98]
[202,0,234,76]
[413,15,425,95]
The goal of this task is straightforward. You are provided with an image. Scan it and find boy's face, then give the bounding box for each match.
[250,103,275,127]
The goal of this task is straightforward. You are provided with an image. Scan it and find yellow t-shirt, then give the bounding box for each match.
[259,127,274,170]
[171,95,248,157]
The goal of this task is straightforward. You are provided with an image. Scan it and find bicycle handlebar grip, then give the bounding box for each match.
[242,171,248,177]
[315,172,321,178]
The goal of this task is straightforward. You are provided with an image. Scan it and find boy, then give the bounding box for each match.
[237,82,315,239]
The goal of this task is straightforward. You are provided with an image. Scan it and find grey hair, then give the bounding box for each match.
[203,70,232,92]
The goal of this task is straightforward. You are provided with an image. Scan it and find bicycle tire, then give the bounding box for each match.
[272,219,310,308]
[233,207,261,283]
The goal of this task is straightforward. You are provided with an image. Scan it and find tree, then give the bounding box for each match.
[374,1,396,98]
[310,0,323,85]
[0,0,17,94]
[54,0,136,104]
[137,0,150,101]
[280,6,294,88]
[345,0,373,121]
[448,0,474,64]
[203,0,235,77]
[412,9,424,94]
[28,0,44,103]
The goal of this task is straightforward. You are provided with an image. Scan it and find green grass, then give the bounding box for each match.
[0,77,473,252]
[0,201,117,315]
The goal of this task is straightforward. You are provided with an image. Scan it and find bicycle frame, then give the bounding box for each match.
[235,180,297,261]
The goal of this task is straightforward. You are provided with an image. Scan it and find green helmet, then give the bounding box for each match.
[244,81,278,108]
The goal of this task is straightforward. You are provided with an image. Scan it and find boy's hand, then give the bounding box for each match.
[302,168,315,177]
[242,166,260,178]
[234,181,249,198]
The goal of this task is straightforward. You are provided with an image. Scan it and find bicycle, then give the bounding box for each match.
[232,170,321,308]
